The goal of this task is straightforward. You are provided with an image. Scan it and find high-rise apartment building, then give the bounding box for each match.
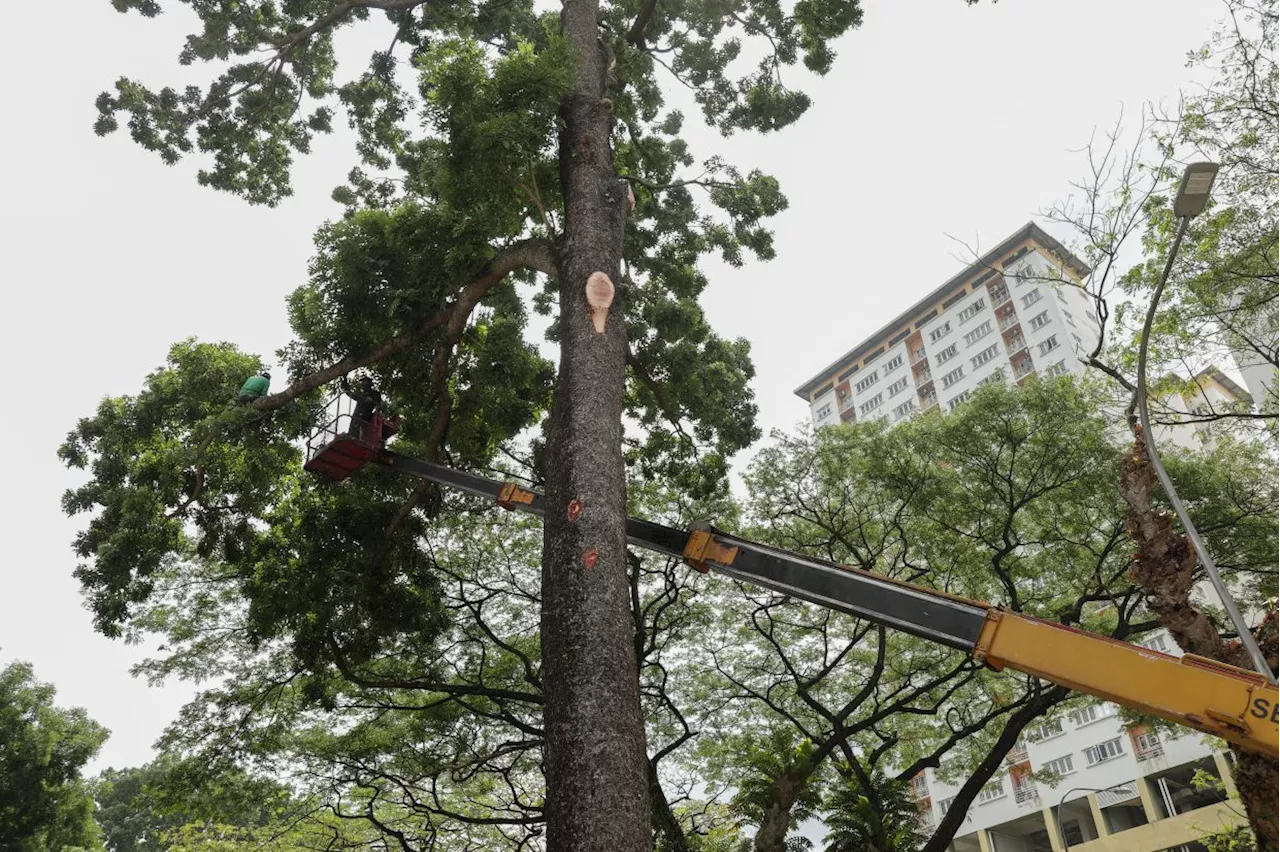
[795,223,1101,428]
[790,223,1250,851]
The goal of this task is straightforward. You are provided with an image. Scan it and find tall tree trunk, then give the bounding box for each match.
[1119,432,1278,852]
[753,769,811,852]
[539,0,651,848]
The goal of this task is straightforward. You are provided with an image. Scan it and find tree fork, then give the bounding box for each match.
[539,0,651,848]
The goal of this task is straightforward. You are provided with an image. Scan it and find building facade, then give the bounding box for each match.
[795,223,1101,429]
[916,627,1243,852]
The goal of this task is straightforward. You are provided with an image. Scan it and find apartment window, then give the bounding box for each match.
[1038,335,1059,356]
[963,320,993,346]
[855,371,880,394]
[1134,732,1164,760]
[892,400,915,420]
[958,297,987,322]
[884,354,903,372]
[938,796,956,815]
[1028,310,1050,330]
[911,773,929,799]
[1041,755,1075,776]
[976,779,1006,804]
[1011,265,1034,285]
[940,367,965,389]
[978,370,1004,387]
[1029,719,1064,741]
[1138,634,1169,653]
[1043,360,1067,377]
[1083,737,1125,766]
[815,403,832,420]
[1068,703,1116,727]
[1071,333,1084,349]
[948,391,972,411]
[971,343,1000,369]
[1064,312,1077,327]
[1056,287,1069,303]
[1022,289,1043,309]
[859,393,884,415]
[935,343,959,364]
[928,321,953,343]
[887,376,910,397]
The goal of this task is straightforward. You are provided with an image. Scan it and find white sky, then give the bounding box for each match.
[0,0,1225,772]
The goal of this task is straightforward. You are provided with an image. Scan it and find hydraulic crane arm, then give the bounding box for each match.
[381,452,1279,758]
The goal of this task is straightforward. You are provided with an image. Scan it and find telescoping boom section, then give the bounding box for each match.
[339,450,1279,758]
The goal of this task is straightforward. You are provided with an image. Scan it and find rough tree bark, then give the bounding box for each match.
[1119,430,1279,852]
[537,0,651,848]
[753,767,813,852]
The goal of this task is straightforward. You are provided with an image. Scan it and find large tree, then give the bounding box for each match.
[0,660,109,852]
[71,0,866,848]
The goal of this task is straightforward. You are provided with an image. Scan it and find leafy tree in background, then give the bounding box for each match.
[71,0,871,844]
[1031,2,1278,846]
[0,660,109,852]
[820,772,921,852]
[93,758,294,852]
[101,378,1277,851]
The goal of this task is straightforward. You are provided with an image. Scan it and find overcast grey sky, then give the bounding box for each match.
[0,0,1225,772]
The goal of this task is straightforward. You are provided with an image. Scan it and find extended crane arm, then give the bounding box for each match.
[380,451,1279,757]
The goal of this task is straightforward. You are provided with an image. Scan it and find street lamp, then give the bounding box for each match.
[1053,784,1136,851]
[1135,161,1275,681]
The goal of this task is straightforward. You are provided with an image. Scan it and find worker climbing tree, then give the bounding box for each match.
[235,371,271,405]
[63,0,865,849]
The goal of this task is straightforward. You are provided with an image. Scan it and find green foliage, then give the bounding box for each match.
[93,758,293,852]
[1189,769,1257,852]
[0,661,109,852]
[691,378,1233,848]
[820,773,922,852]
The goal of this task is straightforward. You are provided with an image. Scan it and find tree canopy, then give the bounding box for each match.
[0,660,109,852]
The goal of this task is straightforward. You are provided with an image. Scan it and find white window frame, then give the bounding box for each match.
[971,343,1000,369]
[1022,289,1043,308]
[1038,335,1059,356]
[1041,754,1075,776]
[940,367,965,389]
[948,391,972,411]
[1028,310,1050,330]
[1083,737,1124,766]
[859,393,884,416]
[883,354,904,372]
[935,343,959,364]
[888,376,910,397]
[976,779,1006,804]
[855,371,880,394]
[963,320,993,346]
[958,297,987,323]
[928,322,953,343]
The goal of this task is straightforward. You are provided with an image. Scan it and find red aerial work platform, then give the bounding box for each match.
[303,393,399,482]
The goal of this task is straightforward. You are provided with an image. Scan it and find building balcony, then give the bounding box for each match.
[912,347,927,364]
[920,392,938,409]
[1005,744,1029,764]
[1005,335,1027,354]
[915,370,933,387]
[989,283,1011,306]
[917,811,936,832]
[1013,360,1036,379]
[838,394,856,412]
[1013,781,1039,805]
[998,312,1020,331]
